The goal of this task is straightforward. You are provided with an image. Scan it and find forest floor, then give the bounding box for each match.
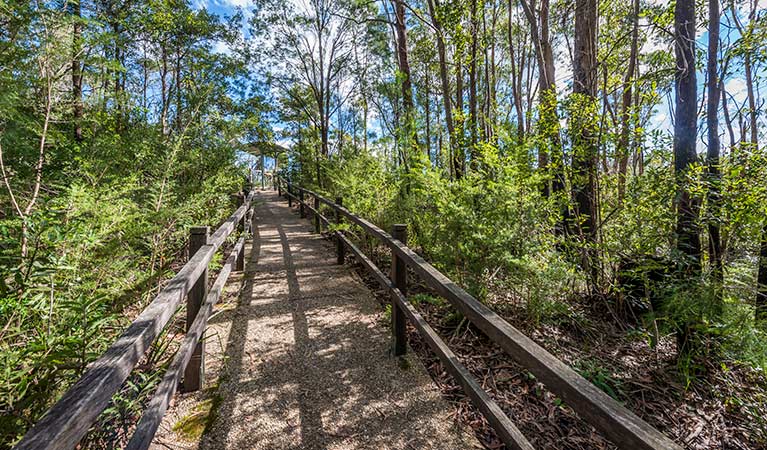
[346,236,767,450]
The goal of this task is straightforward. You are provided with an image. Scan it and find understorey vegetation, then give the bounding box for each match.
[0,1,268,447]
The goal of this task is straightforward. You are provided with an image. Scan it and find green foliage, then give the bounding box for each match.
[409,294,446,308]
[0,0,268,446]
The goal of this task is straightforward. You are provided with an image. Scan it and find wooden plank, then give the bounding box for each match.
[288,181,682,450]
[337,234,534,450]
[13,194,253,450]
[208,195,251,250]
[125,238,244,450]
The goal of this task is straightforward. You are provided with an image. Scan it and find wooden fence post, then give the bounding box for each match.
[238,195,247,271]
[391,224,407,356]
[336,197,345,265]
[314,196,320,233]
[288,183,292,207]
[237,195,244,233]
[184,226,208,392]
[300,190,306,218]
[260,154,265,189]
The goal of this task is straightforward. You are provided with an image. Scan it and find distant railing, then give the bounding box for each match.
[276,176,681,450]
[14,188,255,450]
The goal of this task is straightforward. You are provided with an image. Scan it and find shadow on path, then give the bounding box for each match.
[198,191,476,450]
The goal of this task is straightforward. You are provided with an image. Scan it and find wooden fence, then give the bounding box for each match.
[276,176,682,450]
[13,190,255,450]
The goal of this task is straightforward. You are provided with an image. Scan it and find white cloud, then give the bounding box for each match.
[725,78,748,105]
[192,0,253,14]
[212,40,232,55]
[217,0,251,7]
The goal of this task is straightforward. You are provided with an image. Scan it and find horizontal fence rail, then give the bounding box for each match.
[276,176,681,450]
[14,191,255,450]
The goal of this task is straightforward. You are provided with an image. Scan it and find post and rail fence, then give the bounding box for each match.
[13,187,256,450]
[275,175,682,450]
[12,172,683,450]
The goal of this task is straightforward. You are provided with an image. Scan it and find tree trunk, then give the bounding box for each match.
[469,0,478,155]
[427,0,458,177]
[456,49,465,176]
[160,45,169,136]
[674,0,701,269]
[519,0,563,201]
[486,3,496,142]
[572,0,599,287]
[71,0,83,142]
[725,2,756,146]
[425,63,432,162]
[674,0,702,355]
[757,222,767,320]
[142,43,149,116]
[175,49,182,133]
[617,0,639,204]
[113,20,123,132]
[363,98,369,153]
[393,0,418,162]
[721,79,736,149]
[706,0,723,306]
[508,0,525,142]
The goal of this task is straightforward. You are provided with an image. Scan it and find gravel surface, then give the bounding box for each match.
[153,190,478,450]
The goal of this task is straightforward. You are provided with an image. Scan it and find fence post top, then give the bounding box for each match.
[190,226,209,235]
[391,224,407,241]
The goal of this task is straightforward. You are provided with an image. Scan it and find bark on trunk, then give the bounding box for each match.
[71,0,83,142]
[706,0,723,305]
[617,0,639,204]
[757,222,767,320]
[572,0,599,287]
[456,51,465,176]
[468,0,478,153]
[393,0,418,162]
[425,63,432,162]
[508,0,525,141]
[674,0,702,356]
[519,0,563,201]
[674,0,701,268]
[427,0,458,177]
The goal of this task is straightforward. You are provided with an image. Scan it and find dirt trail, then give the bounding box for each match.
[152,190,478,450]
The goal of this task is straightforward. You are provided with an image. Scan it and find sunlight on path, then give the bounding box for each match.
[153,190,478,450]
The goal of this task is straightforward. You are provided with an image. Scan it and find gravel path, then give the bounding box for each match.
[153,190,478,450]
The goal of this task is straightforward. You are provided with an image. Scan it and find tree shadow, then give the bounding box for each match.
[200,191,472,450]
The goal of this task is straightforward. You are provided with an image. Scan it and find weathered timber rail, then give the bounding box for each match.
[276,176,682,450]
[13,189,255,450]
